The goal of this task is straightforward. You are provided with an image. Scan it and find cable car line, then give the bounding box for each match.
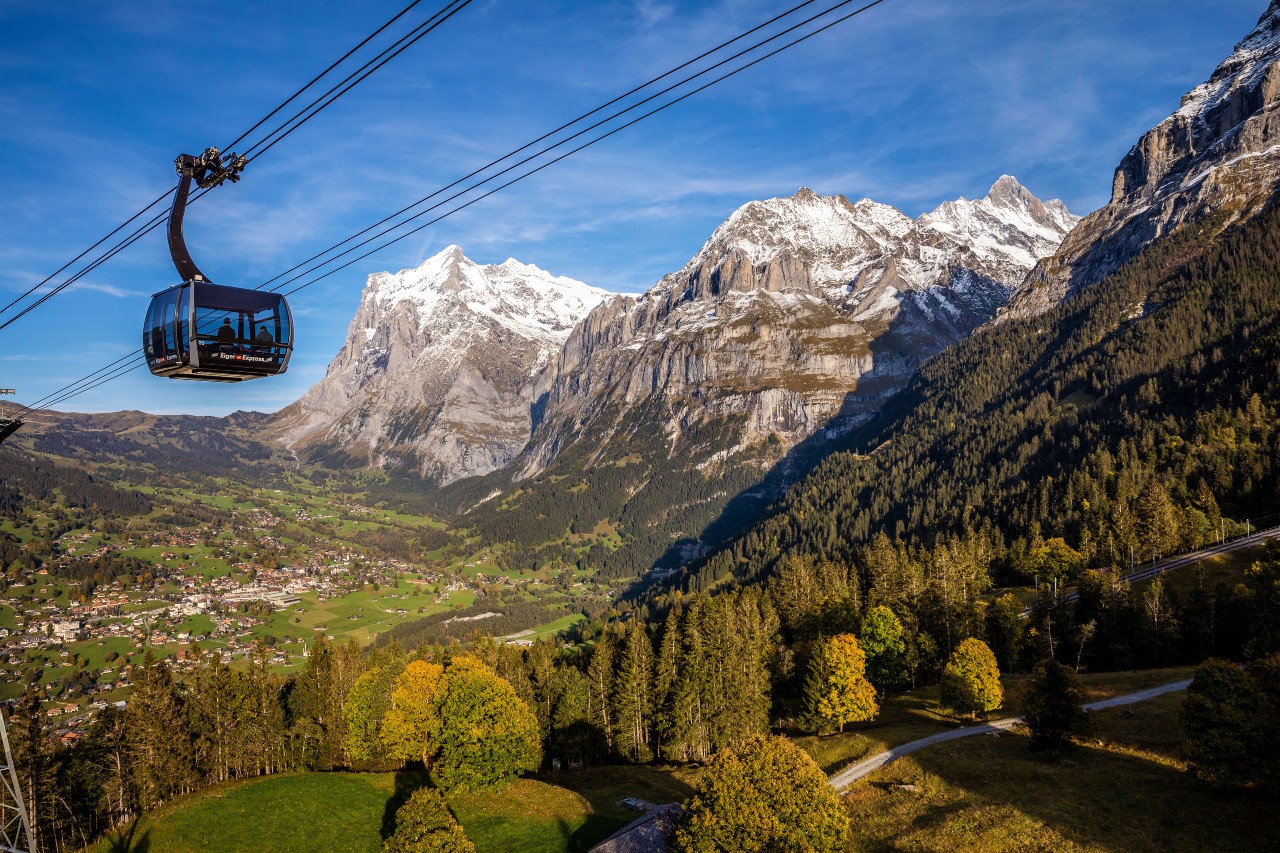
[251,0,834,295]
[0,187,175,323]
[268,0,891,297]
[20,0,892,411]
[219,0,431,157]
[236,0,474,167]
[0,0,470,330]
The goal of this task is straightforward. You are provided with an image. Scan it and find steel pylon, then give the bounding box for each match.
[0,709,33,853]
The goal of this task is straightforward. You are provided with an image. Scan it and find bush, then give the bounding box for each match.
[383,787,475,853]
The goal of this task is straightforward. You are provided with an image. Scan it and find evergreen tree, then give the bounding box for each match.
[126,651,197,809]
[940,638,1003,719]
[1020,659,1088,757]
[1181,658,1268,786]
[652,605,683,760]
[1135,481,1180,558]
[612,619,654,762]
[586,628,617,756]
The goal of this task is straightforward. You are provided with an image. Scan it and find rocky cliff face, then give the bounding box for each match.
[519,178,1077,480]
[270,246,609,483]
[1007,0,1280,317]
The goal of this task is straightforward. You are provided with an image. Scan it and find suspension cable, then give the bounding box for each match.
[0,0,467,330]
[19,0,892,414]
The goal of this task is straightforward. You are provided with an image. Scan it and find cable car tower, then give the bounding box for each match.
[0,708,34,853]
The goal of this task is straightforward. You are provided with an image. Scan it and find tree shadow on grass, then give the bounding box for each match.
[104,815,150,853]
[380,766,431,840]
[899,734,1280,852]
[563,813,633,853]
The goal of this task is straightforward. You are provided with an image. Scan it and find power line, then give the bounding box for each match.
[0,0,468,330]
[21,0,893,414]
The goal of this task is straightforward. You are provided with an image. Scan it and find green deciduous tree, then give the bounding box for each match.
[432,657,542,792]
[861,606,907,695]
[940,638,1003,719]
[672,735,848,853]
[382,787,476,853]
[803,634,878,733]
[1020,659,1088,757]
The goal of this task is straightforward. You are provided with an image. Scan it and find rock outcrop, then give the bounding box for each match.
[519,178,1077,480]
[1007,0,1280,317]
[269,246,609,483]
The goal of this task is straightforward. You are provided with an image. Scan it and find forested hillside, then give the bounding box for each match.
[680,205,1280,595]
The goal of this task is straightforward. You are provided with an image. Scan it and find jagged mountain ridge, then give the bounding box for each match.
[443,178,1076,579]
[518,177,1077,480]
[1006,0,1280,317]
[270,246,610,484]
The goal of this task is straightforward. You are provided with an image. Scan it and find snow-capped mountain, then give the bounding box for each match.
[518,178,1077,480]
[1007,0,1280,316]
[270,245,609,483]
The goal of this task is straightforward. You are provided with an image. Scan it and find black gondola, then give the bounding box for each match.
[144,148,293,382]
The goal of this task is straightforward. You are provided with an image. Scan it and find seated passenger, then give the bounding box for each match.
[216,318,236,342]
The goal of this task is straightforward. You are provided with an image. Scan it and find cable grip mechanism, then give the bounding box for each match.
[175,147,248,189]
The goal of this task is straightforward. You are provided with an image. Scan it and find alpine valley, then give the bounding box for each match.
[266,177,1077,580]
[8,4,1280,852]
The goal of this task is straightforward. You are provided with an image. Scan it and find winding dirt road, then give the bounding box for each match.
[828,678,1192,791]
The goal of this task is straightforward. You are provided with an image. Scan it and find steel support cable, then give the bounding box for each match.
[39,358,148,414]
[220,0,429,155]
[0,186,175,322]
[17,0,854,409]
[0,185,213,335]
[15,351,145,415]
[254,0,829,293]
[238,0,474,166]
[1,0,458,328]
[270,0,887,295]
[28,0,892,412]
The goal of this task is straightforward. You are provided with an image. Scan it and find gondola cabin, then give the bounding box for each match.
[144,279,293,381]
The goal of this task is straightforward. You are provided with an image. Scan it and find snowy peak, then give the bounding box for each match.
[271,245,610,484]
[1008,0,1280,318]
[363,244,610,344]
[677,180,1076,300]
[1172,0,1280,129]
[692,188,899,275]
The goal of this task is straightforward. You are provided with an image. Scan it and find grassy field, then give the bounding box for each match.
[86,765,696,853]
[796,668,1195,780]
[840,681,1277,852]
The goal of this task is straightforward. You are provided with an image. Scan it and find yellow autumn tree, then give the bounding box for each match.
[379,659,445,765]
[803,633,878,733]
[940,637,1003,719]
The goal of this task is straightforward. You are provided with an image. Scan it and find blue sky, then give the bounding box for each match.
[0,0,1265,416]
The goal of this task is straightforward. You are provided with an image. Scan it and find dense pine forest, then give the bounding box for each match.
[680,207,1280,598]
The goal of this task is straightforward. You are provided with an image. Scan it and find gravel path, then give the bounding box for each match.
[828,678,1193,791]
